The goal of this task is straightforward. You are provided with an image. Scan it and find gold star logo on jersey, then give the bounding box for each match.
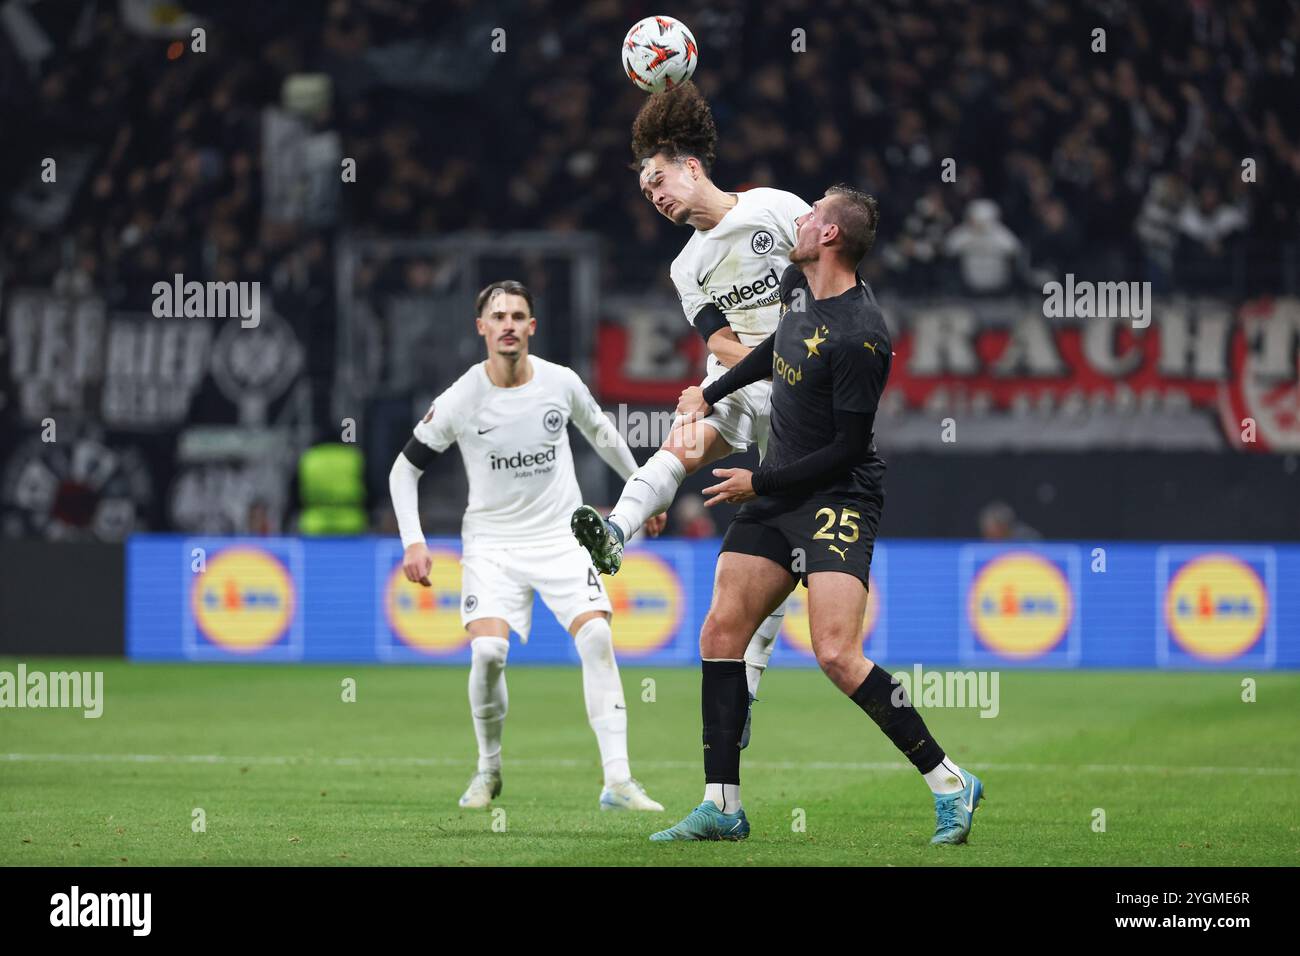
[804,326,827,357]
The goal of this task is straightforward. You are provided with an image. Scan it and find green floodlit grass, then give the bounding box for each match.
[0,659,1297,866]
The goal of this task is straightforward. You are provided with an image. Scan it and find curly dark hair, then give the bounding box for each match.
[630,80,717,173]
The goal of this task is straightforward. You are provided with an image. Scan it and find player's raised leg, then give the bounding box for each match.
[459,618,510,809]
[572,417,731,574]
[650,550,794,841]
[567,609,664,812]
[805,570,983,845]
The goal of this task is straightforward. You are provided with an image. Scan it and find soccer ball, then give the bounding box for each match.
[621,15,698,94]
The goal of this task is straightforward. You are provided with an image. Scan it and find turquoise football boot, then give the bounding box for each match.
[931,769,984,845]
[649,801,750,841]
[571,505,624,575]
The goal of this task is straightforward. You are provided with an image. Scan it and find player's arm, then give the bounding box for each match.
[567,372,638,480]
[677,332,775,421]
[702,317,751,368]
[389,394,460,586]
[389,444,433,586]
[748,338,887,498]
[674,258,751,369]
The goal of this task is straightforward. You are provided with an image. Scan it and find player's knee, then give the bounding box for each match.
[814,639,857,684]
[700,609,744,657]
[666,424,720,473]
[661,432,698,472]
[470,636,509,674]
[573,616,615,667]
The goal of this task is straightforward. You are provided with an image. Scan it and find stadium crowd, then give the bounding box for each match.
[2,0,1297,303]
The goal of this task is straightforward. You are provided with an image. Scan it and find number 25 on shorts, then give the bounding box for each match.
[813,507,859,543]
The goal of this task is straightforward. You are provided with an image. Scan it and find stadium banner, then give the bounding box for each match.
[595,295,1300,452]
[127,535,1300,669]
[0,288,311,539]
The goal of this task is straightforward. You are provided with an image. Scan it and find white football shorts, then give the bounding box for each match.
[696,354,772,459]
[459,536,612,641]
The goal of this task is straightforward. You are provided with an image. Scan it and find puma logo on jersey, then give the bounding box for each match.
[828,544,848,561]
[863,340,880,353]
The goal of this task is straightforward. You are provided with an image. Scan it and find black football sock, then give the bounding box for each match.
[701,659,747,788]
[850,664,945,774]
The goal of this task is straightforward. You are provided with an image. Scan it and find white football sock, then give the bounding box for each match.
[704,783,742,813]
[743,600,786,699]
[923,756,966,795]
[467,636,509,772]
[607,449,687,543]
[574,617,630,787]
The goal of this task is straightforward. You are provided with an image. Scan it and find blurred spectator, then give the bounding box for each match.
[1027,198,1083,284]
[1178,184,1249,292]
[1135,174,1185,293]
[881,185,954,292]
[979,501,1041,542]
[944,200,1023,294]
[672,497,716,540]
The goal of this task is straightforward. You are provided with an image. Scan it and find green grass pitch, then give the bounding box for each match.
[2,659,1297,866]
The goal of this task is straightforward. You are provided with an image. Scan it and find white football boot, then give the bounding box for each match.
[599,777,664,811]
[458,769,502,809]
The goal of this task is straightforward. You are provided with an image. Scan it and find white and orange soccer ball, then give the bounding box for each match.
[621,15,698,94]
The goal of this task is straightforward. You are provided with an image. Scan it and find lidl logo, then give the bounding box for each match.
[1164,553,1268,661]
[782,573,880,657]
[968,552,1073,659]
[384,549,472,655]
[191,547,296,653]
[604,552,683,656]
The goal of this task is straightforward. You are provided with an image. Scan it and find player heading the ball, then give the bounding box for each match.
[572,80,811,751]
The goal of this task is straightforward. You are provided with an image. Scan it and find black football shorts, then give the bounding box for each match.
[721,492,882,588]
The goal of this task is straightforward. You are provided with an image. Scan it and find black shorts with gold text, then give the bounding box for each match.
[720,491,882,588]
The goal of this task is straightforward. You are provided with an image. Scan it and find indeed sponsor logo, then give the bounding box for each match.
[710,266,780,311]
[489,447,557,470]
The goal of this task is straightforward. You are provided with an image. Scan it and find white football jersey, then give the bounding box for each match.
[669,187,811,348]
[412,357,609,545]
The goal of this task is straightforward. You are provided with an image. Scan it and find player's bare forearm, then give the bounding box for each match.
[706,327,752,369]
